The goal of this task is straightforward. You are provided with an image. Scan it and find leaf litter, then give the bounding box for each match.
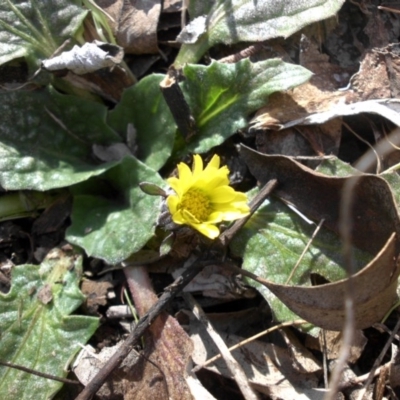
[2,0,400,399]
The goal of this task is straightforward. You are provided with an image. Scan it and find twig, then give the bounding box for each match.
[218,43,264,64]
[321,331,329,389]
[339,362,388,390]
[183,292,259,400]
[75,257,215,400]
[0,360,80,385]
[160,67,197,141]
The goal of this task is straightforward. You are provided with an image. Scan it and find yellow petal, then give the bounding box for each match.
[171,209,186,225]
[209,186,237,203]
[182,209,201,224]
[232,192,248,202]
[192,154,204,178]
[219,210,249,221]
[194,169,230,190]
[177,161,192,183]
[192,222,220,239]
[167,177,183,197]
[166,195,179,214]
[205,154,220,170]
[207,211,225,223]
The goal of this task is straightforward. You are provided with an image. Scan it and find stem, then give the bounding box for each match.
[174,37,211,68]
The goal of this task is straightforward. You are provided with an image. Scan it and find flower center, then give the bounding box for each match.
[179,188,211,222]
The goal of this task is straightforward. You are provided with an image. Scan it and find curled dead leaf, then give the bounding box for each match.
[240,145,400,329]
[258,233,400,330]
[240,145,400,255]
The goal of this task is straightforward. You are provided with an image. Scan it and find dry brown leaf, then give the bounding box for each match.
[350,50,391,100]
[124,266,194,400]
[320,330,367,363]
[240,145,400,330]
[81,277,114,314]
[240,145,400,254]
[95,0,160,54]
[252,35,348,130]
[259,234,399,331]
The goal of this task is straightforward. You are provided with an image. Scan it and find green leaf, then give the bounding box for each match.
[176,0,345,65]
[230,191,371,324]
[0,250,99,399]
[0,0,87,67]
[316,157,359,177]
[108,74,176,171]
[181,59,311,153]
[0,86,122,190]
[66,156,165,264]
[382,172,400,209]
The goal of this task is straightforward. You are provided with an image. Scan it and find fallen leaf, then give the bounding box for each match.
[237,145,400,329]
[95,0,161,54]
[319,329,367,363]
[124,266,193,400]
[240,145,400,254]
[42,41,124,74]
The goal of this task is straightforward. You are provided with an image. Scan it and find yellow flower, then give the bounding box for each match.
[166,154,250,239]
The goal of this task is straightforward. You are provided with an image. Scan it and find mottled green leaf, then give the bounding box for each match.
[176,0,345,65]
[108,74,176,171]
[0,86,122,190]
[0,0,87,67]
[0,250,99,399]
[66,156,164,264]
[181,59,311,153]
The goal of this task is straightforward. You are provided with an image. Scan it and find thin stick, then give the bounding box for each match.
[285,219,325,284]
[218,43,264,64]
[339,363,388,390]
[192,319,307,372]
[160,68,197,141]
[0,360,80,385]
